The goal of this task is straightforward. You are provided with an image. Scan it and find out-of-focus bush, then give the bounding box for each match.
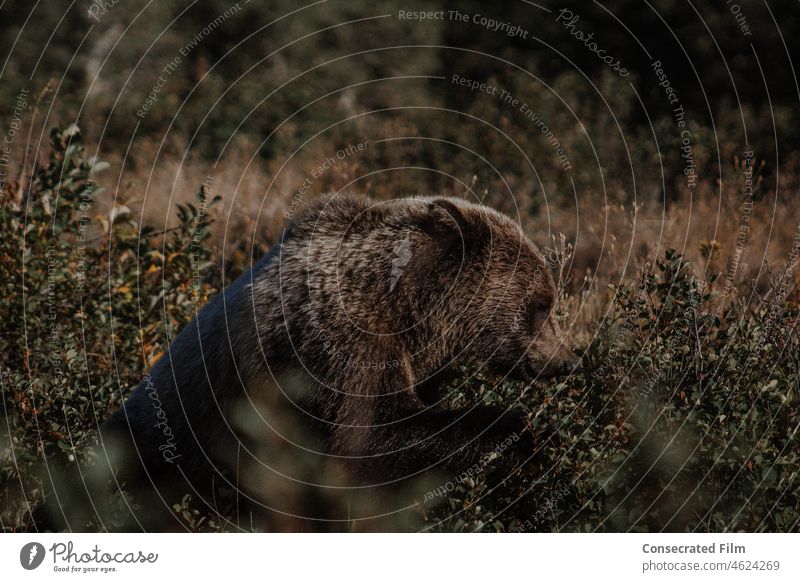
[0,126,219,531]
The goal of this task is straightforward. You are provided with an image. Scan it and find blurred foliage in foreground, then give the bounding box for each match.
[0,126,220,531]
[1,128,798,532]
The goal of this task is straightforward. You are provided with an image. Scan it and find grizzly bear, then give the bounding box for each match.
[100,194,575,507]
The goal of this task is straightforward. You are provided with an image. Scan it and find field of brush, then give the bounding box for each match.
[1,0,798,531]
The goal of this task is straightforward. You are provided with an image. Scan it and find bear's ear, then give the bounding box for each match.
[414,199,479,254]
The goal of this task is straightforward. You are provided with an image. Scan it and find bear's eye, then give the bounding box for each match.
[528,300,551,333]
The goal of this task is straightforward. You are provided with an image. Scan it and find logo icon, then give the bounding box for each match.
[20,542,46,570]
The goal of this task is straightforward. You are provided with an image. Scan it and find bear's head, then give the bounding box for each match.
[404,197,576,385]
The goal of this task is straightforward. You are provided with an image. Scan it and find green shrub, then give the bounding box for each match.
[1,129,797,532]
[424,251,799,532]
[0,126,219,531]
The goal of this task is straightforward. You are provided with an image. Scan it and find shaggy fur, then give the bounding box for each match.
[101,194,574,496]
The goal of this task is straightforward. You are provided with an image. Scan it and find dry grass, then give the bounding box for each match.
[82,139,800,344]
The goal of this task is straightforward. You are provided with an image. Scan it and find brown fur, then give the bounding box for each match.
[102,194,575,500]
[248,194,574,476]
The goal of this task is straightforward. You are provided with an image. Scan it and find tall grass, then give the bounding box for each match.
[1,121,798,532]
